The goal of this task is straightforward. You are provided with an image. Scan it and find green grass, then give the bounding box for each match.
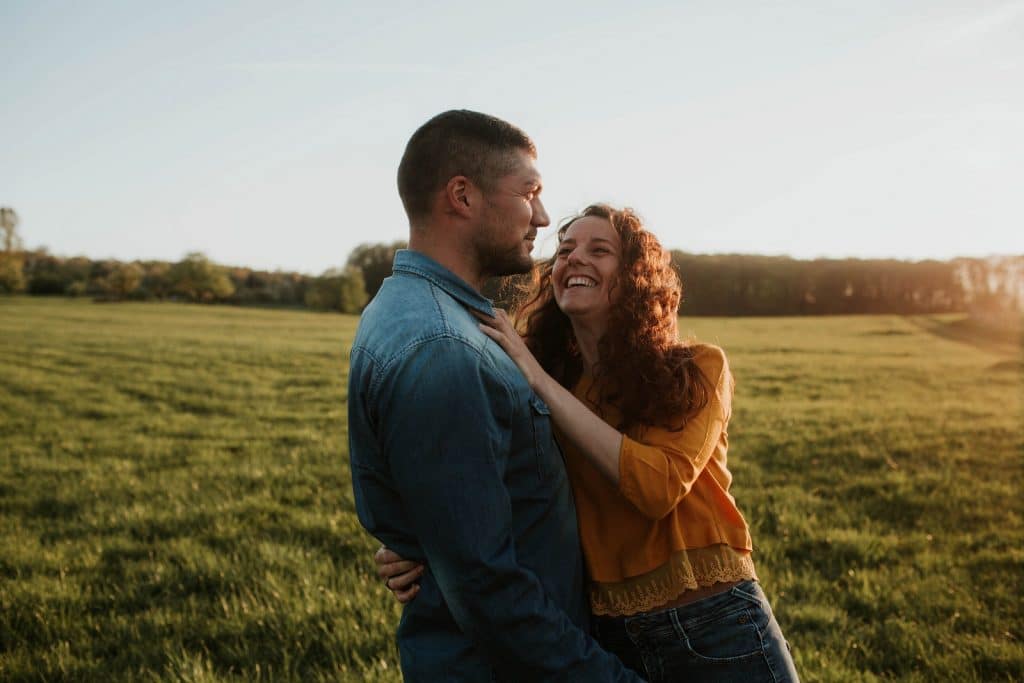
[1,297,1021,682]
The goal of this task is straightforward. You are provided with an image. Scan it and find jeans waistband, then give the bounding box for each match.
[593,579,764,633]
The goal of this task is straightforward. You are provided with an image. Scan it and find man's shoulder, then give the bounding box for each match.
[355,277,443,346]
[352,279,490,370]
[353,322,512,412]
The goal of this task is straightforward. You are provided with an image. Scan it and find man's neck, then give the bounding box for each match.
[408,230,486,291]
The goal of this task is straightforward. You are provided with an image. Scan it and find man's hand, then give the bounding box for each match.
[375,545,425,604]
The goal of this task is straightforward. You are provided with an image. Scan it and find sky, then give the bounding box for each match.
[2,0,1022,275]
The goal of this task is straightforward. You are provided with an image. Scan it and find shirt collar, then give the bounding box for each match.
[392,249,495,316]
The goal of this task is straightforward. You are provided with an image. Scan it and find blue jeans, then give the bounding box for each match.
[592,580,799,682]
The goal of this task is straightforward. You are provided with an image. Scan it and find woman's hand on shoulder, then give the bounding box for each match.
[375,545,425,604]
[473,308,548,392]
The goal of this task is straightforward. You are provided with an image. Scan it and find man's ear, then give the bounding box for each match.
[444,176,476,219]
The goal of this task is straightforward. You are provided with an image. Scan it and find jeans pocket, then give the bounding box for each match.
[674,603,765,662]
[729,581,769,610]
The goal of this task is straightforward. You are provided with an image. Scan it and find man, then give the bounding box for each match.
[347,110,641,681]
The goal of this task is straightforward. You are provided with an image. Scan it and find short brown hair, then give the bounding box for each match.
[397,110,536,223]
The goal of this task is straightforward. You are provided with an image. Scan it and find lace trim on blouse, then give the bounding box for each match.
[589,544,757,617]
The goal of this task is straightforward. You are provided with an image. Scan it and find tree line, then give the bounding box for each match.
[0,208,1020,314]
[0,246,399,315]
[670,252,1023,315]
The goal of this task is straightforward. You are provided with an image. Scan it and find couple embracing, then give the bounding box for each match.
[347,110,799,682]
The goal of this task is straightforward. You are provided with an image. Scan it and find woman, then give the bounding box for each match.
[378,205,799,682]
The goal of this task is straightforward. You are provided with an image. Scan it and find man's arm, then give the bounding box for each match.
[377,337,641,682]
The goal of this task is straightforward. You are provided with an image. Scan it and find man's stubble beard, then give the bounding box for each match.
[474,203,535,279]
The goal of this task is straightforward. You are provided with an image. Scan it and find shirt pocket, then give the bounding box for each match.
[528,394,560,481]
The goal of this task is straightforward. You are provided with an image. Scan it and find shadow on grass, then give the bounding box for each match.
[909,313,1022,356]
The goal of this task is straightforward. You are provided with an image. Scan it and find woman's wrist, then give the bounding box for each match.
[531,371,557,399]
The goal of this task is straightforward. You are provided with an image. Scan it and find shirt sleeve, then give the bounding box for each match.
[617,346,733,520]
[378,337,641,682]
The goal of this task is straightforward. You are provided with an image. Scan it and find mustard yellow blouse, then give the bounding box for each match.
[556,344,757,616]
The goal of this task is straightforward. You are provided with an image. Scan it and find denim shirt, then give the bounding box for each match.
[348,250,640,682]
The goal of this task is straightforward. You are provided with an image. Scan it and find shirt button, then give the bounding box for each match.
[738,614,749,624]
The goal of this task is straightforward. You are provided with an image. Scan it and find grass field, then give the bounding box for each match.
[1,297,1021,682]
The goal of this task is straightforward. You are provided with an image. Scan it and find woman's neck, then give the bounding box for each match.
[569,317,607,375]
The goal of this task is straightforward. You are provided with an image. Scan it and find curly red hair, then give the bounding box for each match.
[513,204,710,431]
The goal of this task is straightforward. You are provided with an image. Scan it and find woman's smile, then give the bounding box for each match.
[552,216,622,320]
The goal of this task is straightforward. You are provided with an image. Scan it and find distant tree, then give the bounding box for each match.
[0,207,25,293]
[105,263,143,300]
[167,252,235,302]
[274,272,308,306]
[22,249,66,295]
[63,256,92,283]
[345,241,407,301]
[233,269,273,304]
[140,261,172,299]
[0,255,25,293]
[955,256,1024,313]
[65,280,88,297]
[303,284,327,310]
[337,266,369,313]
[305,267,368,313]
[0,207,21,253]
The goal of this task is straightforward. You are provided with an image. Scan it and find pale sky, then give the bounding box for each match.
[2,0,1022,274]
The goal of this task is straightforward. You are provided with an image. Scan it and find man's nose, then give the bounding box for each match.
[532,198,550,228]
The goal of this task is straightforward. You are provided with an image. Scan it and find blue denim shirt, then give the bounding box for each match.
[348,250,640,682]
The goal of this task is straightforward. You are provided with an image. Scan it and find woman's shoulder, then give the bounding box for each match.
[684,342,729,378]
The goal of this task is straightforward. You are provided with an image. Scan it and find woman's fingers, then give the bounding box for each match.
[374,543,426,605]
[380,559,422,578]
[374,545,403,566]
[478,323,504,343]
[394,583,420,604]
[469,308,495,324]
[470,307,513,332]
[385,564,426,591]
[383,564,426,604]
[375,545,425,581]
[490,309,515,332]
[473,309,517,344]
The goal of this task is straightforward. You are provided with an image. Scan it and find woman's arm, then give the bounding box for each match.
[475,309,623,485]
[477,311,734,521]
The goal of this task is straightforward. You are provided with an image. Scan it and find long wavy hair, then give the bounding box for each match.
[513,204,710,431]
